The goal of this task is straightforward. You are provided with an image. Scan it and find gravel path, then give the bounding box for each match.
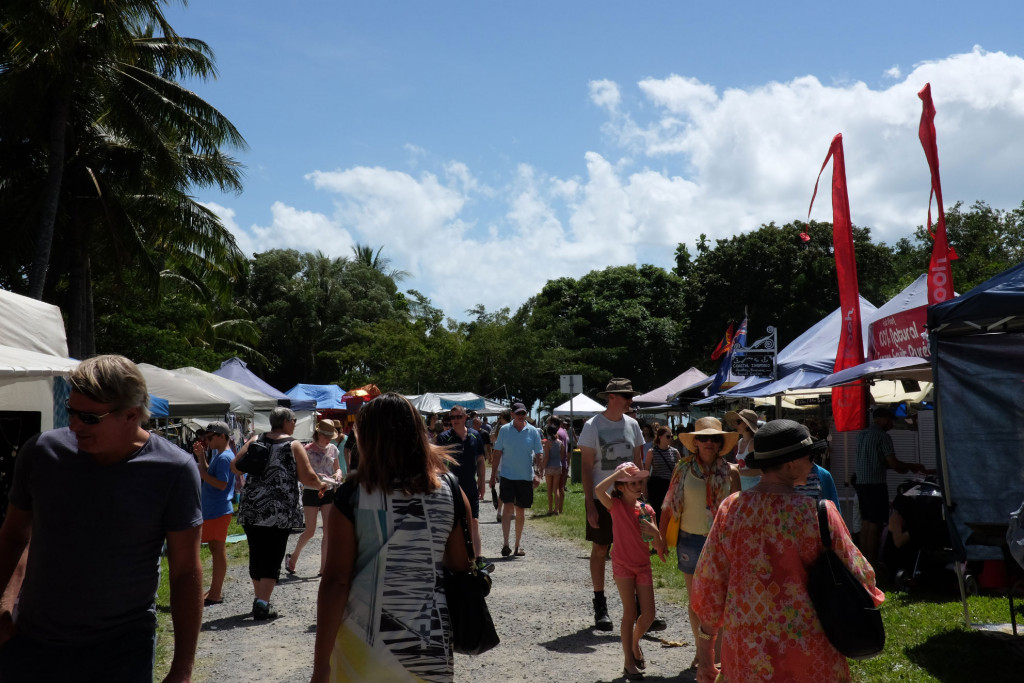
[192,504,698,683]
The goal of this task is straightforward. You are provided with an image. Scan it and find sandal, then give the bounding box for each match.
[634,644,645,670]
[623,667,645,681]
[513,548,526,557]
[501,545,512,557]
[285,553,296,574]
[203,597,223,607]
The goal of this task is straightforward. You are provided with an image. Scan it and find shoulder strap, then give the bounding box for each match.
[443,471,475,564]
[817,499,833,550]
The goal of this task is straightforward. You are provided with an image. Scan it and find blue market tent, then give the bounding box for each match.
[929,261,1024,560]
[286,383,346,409]
[212,357,315,411]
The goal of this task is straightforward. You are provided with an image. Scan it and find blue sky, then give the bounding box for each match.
[164,1,1024,318]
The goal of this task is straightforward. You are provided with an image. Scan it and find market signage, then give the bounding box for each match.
[731,354,775,377]
[868,304,930,359]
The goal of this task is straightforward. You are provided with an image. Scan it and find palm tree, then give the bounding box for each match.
[350,243,411,282]
[1,3,248,356]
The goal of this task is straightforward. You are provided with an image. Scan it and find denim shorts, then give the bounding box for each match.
[676,530,707,574]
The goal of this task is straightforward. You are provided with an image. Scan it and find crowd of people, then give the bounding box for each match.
[0,357,897,682]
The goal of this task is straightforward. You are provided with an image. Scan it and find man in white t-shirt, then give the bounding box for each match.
[579,378,645,631]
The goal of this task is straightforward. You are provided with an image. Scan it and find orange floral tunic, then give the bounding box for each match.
[692,491,884,682]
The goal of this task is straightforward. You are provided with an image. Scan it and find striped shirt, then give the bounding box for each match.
[855,424,893,485]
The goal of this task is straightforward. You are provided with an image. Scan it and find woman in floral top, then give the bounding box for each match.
[658,417,741,654]
[692,420,884,682]
[286,420,342,575]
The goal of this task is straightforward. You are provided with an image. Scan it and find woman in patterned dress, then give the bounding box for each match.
[312,393,473,683]
[286,420,343,576]
[692,420,884,682]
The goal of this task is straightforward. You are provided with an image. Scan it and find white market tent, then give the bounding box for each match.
[405,392,507,415]
[138,363,231,417]
[0,289,75,431]
[174,365,284,434]
[552,393,605,417]
[633,367,710,407]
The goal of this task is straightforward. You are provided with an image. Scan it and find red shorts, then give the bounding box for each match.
[201,513,232,544]
[612,559,653,586]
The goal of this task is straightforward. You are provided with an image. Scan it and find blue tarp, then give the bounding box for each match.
[930,261,1024,561]
[211,357,316,411]
[285,383,346,409]
[149,395,170,418]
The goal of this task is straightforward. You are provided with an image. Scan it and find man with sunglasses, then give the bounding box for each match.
[0,355,203,682]
[436,405,488,567]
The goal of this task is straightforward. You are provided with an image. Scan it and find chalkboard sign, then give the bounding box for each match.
[731,355,775,377]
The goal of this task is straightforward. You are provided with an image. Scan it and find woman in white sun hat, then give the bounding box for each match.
[658,417,741,665]
[725,409,761,491]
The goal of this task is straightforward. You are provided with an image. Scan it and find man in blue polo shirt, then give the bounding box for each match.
[489,402,542,558]
[436,405,487,568]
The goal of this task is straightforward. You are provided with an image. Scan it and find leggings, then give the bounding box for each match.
[243,524,291,581]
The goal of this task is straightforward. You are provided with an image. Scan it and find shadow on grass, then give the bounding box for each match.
[904,628,1024,681]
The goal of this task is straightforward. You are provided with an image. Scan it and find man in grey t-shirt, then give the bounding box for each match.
[0,355,203,682]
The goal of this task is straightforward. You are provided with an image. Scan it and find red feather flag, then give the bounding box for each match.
[807,134,868,432]
[710,323,735,360]
[918,83,958,305]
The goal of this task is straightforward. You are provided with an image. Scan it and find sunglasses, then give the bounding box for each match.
[695,435,724,444]
[449,414,466,420]
[65,400,119,425]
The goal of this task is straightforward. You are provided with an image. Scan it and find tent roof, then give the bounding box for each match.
[139,364,231,417]
[211,357,315,410]
[175,366,280,414]
[286,383,346,409]
[0,344,78,379]
[0,289,68,357]
[552,393,605,416]
[929,260,1024,336]
[812,356,932,388]
[405,392,506,415]
[633,367,710,405]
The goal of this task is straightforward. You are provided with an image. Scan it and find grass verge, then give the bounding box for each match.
[530,481,1024,681]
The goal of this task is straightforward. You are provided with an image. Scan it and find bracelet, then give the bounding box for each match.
[697,628,714,641]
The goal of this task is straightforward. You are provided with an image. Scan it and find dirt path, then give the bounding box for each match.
[193,509,698,682]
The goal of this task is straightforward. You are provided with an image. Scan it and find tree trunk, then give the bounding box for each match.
[27,88,71,300]
[66,211,95,359]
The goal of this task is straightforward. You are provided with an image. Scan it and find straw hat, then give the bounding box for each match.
[678,417,740,456]
[724,409,759,433]
[315,420,338,440]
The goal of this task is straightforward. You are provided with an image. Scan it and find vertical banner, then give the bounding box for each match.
[918,83,958,304]
[808,134,868,432]
[708,318,746,395]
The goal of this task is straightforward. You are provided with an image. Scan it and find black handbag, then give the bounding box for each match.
[442,474,499,655]
[236,434,271,476]
[808,499,886,659]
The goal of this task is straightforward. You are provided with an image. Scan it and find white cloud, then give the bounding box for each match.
[589,79,621,111]
[228,48,1024,318]
[885,65,902,80]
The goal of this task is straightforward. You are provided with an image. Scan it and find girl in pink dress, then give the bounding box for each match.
[596,462,666,681]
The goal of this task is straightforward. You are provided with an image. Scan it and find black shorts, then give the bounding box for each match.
[854,483,890,524]
[302,488,336,507]
[585,499,613,546]
[499,477,534,509]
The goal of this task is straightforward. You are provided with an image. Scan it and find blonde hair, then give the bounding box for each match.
[69,355,150,424]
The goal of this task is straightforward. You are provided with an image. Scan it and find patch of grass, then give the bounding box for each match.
[530,482,1024,680]
[155,514,248,679]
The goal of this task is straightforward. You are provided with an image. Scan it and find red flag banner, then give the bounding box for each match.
[710,323,735,360]
[808,134,868,432]
[918,83,958,305]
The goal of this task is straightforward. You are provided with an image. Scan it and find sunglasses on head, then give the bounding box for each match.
[695,435,724,444]
[65,400,118,425]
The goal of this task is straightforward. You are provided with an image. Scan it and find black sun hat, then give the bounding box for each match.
[749,419,814,469]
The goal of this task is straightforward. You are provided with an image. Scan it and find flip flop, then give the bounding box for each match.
[203,598,223,606]
[285,553,296,574]
[501,545,512,557]
[634,644,645,670]
[513,548,525,557]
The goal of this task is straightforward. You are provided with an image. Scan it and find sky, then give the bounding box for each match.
[163,1,1024,320]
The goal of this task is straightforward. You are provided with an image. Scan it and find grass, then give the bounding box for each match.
[530,481,1024,681]
[154,513,249,679]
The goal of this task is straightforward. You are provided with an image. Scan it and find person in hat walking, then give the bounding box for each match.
[725,409,762,491]
[287,420,343,576]
[194,420,236,605]
[657,416,741,658]
[690,420,883,682]
[580,378,646,631]
[596,462,666,680]
[490,403,543,557]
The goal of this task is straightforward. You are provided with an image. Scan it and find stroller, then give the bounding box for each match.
[884,478,973,593]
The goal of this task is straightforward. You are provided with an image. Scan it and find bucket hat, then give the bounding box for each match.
[678,417,739,456]
[597,378,641,399]
[749,419,815,469]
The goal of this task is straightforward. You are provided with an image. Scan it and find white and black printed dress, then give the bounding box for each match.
[329,477,456,682]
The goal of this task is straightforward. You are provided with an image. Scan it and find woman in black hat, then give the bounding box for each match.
[689,420,883,682]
